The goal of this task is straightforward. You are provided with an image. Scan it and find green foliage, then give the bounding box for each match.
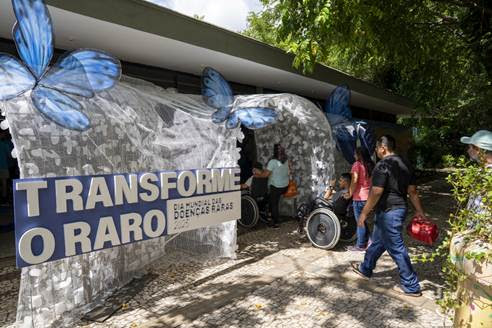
[243,2,492,312]
[243,7,279,46]
[416,157,492,311]
[242,0,492,167]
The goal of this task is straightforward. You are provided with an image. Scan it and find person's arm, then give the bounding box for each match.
[346,163,359,199]
[324,187,334,200]
[323,179,336,200]
[259,160,275,178]
[357,187,384,226]
[348,171,358,198]
[357,162,386,226]
[408,185,427,219]
[256,169,271,178]
[405,161,427,219]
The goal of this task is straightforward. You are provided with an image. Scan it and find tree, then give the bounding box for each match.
[243,0,492,166]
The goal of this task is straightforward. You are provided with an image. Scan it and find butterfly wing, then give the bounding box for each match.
[324,85,352,125]
[201,67,234,123]
[31,86,90,131]
[325,113,351,126]
[334,124,357,164]
[39,49,121,98]
[12,0,54,79]
[226,107,277,129]
[0,53,35,101]
[355,121,376,159]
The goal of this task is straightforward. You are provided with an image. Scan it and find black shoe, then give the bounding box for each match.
[272,224,280,229]
[350,262,370,280]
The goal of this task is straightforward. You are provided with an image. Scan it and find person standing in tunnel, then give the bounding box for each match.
[256,144,289,228]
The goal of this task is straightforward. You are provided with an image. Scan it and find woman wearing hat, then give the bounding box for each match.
[460,130,492,219]
[461,130,492,168]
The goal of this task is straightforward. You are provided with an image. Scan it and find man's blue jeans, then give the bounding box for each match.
[353,200,370,248]
[360,208,421,293]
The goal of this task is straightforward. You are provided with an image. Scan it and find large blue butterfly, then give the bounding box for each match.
[0,0,121,131]
[201,67,277,129]
[324,85,376,164]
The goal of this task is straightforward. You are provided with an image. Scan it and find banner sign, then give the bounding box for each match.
[13,168,241,268]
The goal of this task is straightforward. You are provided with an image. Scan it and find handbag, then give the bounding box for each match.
[283,179,298,198]
[283,160,298,198]
[406,215,439,245]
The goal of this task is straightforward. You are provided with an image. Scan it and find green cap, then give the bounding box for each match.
[460,130,492,151]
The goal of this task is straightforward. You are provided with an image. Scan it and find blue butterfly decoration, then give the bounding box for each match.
[0,0,121,131]
[201,67,278,129]
[324,85,376,164]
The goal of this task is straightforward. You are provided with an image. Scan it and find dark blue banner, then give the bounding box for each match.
[14,168,241,268]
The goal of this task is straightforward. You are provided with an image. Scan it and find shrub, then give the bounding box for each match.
[417,155,491,311]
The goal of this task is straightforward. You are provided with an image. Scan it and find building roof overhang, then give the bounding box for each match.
[0,0,414,115]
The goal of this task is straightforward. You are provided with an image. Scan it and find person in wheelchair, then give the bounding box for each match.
[320,173,352,218]
[297,173,356,248]
[241,162,265,190]
[239,163,270,228]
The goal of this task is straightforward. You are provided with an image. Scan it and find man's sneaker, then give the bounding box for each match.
[346,245,367,252]
[350,262,370,280]
[392,285,422,297]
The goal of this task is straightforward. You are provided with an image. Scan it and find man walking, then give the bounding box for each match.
[351,135,426,296]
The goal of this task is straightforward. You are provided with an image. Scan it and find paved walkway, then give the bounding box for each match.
[74,220,451,328]
[0,257,19,327]
[1,178,454,327]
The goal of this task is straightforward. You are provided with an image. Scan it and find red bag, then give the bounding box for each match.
[406,215,439,245]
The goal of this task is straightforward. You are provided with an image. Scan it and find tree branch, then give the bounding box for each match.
[431,0,492,16]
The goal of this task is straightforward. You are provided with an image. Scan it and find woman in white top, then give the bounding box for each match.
[257,144,289,228]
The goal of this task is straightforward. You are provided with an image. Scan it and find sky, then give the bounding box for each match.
[146,0,263,32]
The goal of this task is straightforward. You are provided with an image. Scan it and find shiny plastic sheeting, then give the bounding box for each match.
[3,76,241,328]
[235,94,336,202]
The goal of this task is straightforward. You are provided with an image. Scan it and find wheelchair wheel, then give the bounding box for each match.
[239,195,259,228]
[339,216,357,242]
[306,208,340,249]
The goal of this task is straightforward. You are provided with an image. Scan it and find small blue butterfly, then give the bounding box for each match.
[324,85,376,164]
[0,0,121,131]
[201,67,277,129]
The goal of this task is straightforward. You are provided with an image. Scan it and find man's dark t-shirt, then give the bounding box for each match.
[372,155,416,212]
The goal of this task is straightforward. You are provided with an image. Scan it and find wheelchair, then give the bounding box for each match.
[239,177,269,228]
[297,197,357,249]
